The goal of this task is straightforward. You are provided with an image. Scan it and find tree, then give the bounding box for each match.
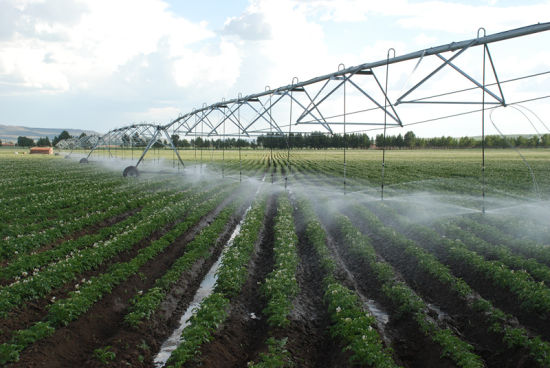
[404,131,416,148]
[171,134,180,147]
[375,134,385,148]
[17,136,35,147]
[36,137,52,147]
[52,130,71,146]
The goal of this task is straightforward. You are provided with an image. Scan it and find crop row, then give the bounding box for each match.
[336,206,484,368]
[454,216,550,267]
[165,195,267,367]
[355,202,550,366]
[297,198,399,368]
[379,204,550,317]
[246,192,300,367]
[0,190,187,283]
[0,183,229,317]
[0,184,237,364]
[435,221,550,284]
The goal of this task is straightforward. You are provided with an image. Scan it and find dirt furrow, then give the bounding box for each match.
[9,195,236,368]
[186,194,277,368]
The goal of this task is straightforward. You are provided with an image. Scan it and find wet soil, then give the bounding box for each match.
[276,200,351,368]
[0,206,143,271]
[343,206,538,368]
[8,196,236,368]
[186,194,277,368]
[320,211,457,368]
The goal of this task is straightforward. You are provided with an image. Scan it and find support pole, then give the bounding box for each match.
[238,94,242,182]
[136,128,162,168]
[381,49,395,200]
[480,28,487,214]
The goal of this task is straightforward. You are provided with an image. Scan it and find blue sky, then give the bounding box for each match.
[0,0,549,138]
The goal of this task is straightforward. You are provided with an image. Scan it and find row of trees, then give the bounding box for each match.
[14,131,76,147]
[374,132,550,149]
[12,130,550,149]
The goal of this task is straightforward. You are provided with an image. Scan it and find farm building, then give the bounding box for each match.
[29,147,53,154]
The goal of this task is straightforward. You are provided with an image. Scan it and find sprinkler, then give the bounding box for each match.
[123,166,139,177]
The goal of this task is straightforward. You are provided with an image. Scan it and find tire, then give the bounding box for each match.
[79,158,88,164]
[123,166,139,177]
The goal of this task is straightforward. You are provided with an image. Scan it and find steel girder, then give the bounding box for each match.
[55,22,550,175]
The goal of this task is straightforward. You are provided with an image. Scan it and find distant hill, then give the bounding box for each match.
[0,124,100,143]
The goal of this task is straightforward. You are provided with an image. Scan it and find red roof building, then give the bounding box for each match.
[30,147,53,154]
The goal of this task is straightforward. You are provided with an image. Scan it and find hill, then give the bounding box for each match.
[0,124,100,143]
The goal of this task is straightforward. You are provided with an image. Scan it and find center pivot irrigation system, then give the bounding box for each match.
[60,22,550,203]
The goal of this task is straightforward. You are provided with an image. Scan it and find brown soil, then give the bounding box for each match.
[8,195,236,368]
[344,205,538,368]
[0,206,146,345]
[0,206,142,273]
[322,209,458,368]
[273,199,351,368]
[186,194,277,367]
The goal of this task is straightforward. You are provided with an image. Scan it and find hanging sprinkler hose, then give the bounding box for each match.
[490,107,542,199]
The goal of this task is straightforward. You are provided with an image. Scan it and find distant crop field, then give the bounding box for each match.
[1,149,549,368]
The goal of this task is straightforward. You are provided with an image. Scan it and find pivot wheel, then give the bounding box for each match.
[123,166,139,177]
[79,158,88,164]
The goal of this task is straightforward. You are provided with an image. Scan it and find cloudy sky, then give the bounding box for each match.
[0,0,549,137]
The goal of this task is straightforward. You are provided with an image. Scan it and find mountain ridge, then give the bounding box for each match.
[0,124,100,142]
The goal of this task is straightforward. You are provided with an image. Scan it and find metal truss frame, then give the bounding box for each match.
[59,22,550,178]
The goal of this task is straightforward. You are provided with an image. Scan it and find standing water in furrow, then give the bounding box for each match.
[153,202,256,366]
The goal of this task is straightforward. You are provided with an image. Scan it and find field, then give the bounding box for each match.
[1,148,550,368]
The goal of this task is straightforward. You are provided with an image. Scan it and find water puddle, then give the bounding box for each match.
[365,299,390,326]
[153,205,252,367]
[427,302,449,322]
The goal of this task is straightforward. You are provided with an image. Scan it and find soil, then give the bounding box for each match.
[0,206,144,344]
[321,211,458,368]
[186,194,277,367]
[343,205,538,368]
[8,195,236,368]
[0,206,142,271]
[274,199,351,368]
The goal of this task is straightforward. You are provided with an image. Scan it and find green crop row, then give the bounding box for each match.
[165,195,267,367]
[298,200,397,368]
[296,197,399,368]
[124,202,239,327]
[436,221,550,285]
[0,186,234,364]
[0,190,180,282]
[358,203,550,366]
[0,184,224,317]
[261,193,299,328]
[455,216,550,267]
[336,209,484,368]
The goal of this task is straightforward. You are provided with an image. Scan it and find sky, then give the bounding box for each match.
[0,0,549,138]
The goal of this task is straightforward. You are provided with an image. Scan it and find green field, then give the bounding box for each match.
[1,149,550,367]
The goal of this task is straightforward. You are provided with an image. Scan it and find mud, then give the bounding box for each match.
[186,195,277,368]
[8,196,236,368]
[344,206,538,368]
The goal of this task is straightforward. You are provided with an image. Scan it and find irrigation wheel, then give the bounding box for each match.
[123,166,139,177]
[79,158,88,164]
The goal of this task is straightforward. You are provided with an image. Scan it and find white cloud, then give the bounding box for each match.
[0,0,215,94]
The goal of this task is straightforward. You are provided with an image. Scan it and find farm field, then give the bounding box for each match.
[1,148,550,368]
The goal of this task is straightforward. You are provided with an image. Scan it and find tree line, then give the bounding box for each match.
[15,131,76,147]
[12,130,550,149]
